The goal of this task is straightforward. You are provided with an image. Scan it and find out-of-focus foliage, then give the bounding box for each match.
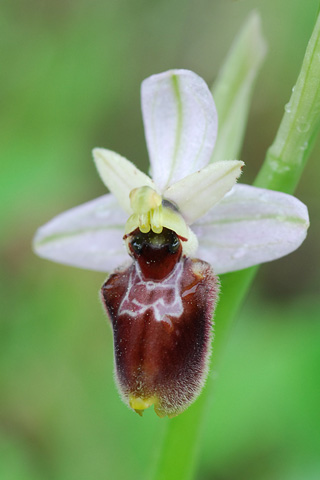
[1,1,319,479]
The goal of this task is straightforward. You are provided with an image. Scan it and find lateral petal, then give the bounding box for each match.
[93,148,156,214]
[141,69,218,191]
[193,184,309,274]
[164,160,244,224]
[33,195,129,272]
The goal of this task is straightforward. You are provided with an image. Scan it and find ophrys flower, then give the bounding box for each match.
[34,70,309,417]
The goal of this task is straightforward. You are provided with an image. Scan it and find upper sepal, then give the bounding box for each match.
[141,69,218,191]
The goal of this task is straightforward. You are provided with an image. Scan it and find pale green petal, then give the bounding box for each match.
[163,160,244,224]
[93,148,156,214]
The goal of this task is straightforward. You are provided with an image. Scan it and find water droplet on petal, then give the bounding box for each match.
[95,205,114,218]
[270,160,290,173]
[232,244,248,259]
[299,141,308,151]
[297,116,310,133]
[269,160,278,171]
[284,102,292,113]
[96,209,108,218]
[260,193,270,202]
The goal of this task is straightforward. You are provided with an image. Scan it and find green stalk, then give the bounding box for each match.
[255,13,320,193]
[151,10,320,480]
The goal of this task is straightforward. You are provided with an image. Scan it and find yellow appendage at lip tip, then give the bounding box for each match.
[129,395,160,417]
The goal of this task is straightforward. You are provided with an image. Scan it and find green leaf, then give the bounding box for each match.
[211,11,267,162]
[255,12,320,192]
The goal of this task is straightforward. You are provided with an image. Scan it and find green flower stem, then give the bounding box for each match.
[151,10,320,480]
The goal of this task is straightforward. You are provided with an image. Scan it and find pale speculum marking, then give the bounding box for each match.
[118,261,184,322]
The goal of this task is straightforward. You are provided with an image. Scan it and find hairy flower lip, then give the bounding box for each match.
[101,252,219,417]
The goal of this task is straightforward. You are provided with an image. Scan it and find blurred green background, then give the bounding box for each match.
[1,1,320,479]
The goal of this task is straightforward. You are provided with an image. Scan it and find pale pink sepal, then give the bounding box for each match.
[193,184,310,274]
[141,69,218,192]
[33,194,129,272]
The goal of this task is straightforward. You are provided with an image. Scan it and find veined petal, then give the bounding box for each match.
[141,69,218,191]
[193,184,309,274]
[33,195,129,272]
[164,160,244,224]
[93,148,156,214]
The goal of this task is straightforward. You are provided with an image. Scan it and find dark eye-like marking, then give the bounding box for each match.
[130,228,181,258]
[130,233,145,254]
[168,232,180,254]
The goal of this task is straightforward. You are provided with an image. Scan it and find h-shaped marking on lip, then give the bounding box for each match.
[118,261,184,322]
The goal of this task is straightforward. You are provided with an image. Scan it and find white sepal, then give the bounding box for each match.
[93,148,156,214]
[141,69,218,191]
[193,184,310,274]
[164,160,244,224]
[33,195,129,272]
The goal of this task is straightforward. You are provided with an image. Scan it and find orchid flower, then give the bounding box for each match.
[33,70,309,417]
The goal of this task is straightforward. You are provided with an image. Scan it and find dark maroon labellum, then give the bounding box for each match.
[101,228,219,417]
